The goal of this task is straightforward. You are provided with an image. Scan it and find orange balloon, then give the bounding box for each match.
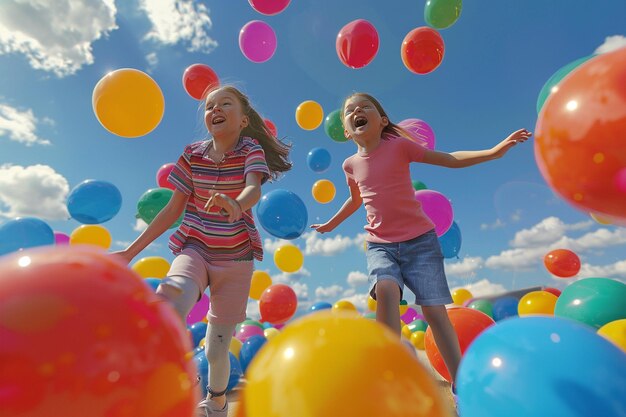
[544,248,581,278]
[401,27,445,74]
[311,179,336,204]
[259,284,297,324]
[535,48,626,222]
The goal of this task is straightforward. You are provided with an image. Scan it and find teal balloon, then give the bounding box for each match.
[438,221,461,258]
[425,0,463,29]
[136,187,183,229]
[536,55,593,114]
[554,277,626,329]
[412,180,428,191]
[467,299,494,319]
[324,109,348,142]
[407,319,428,333]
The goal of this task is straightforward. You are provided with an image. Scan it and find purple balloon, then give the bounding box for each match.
[398,118,436,150]
[239,20,277,63]
[414,189,453,236]
[187,293,210,325]
[54,231,70,245]
[401,307,419,324]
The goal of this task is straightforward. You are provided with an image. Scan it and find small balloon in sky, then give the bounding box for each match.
[307,147,332,173]
[398,118,436,150]
[67,179,122,224]
[295,100,324,130]
[324,109,349,142]
[239,20,277,63]
[257,189,308,239]
[264,118,277,137]
[424,0,463,29]
[182,63,219,100]
[156,163,176,190]
[0,217,54,256]
[336,19,379,69]
[312,179,336,204]
[401,27,445,74]
[248,0,290,15]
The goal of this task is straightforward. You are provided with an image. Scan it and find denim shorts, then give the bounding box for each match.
[366,229,453,306]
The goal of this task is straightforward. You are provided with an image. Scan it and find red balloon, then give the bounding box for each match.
[535,48,626,222]
[156,162,176,190]
[401,27,445,74]
[336,19,379,69]
[424,307,494,382]
[0,246,197,417]
[248,0,290,15]
[264,118,277,137]
[544,249,581,278]
[182,63,219,100]
[543,287,562,297]
[259,284,297,324]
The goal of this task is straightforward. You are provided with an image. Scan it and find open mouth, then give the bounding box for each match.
[354,116,368,128]
[212,116,225,125]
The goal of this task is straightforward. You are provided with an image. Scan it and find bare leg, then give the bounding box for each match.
[422,305,461,384]
[204,322,237,409]
[374,280,402,336]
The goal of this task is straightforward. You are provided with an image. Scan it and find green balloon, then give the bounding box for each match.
[424,0,463,29]
[412,180,428,191]
[363,312,377,320]
[536,55,593,114]
[324,109,349,142]
[407,319,428,333]
[468,299,494,318]
[554,278,626,329]
[136,187,183,229]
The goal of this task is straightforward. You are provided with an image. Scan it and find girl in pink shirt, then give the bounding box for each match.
[311,92,531,394]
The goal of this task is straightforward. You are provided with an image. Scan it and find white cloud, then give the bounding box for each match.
[455,279,507,298]
[0,104,51,146]
[246,298,260,321]
[445,256,484,278]
[139,0,218,53]
[271,267,311,283]
[575,260,626,281]
[347,270,368,286]
[315,284,344,300]
[290,282,309,300]
[303,231,355,256]
[340,293,368,312]
[0,0,117,77]
[0,164,69,220]
[145,52,158,72]
[133,218,149,232]
[262,237,293,254]
[595,35,626,55]
[510,216,592,248]
[480,218,505,230]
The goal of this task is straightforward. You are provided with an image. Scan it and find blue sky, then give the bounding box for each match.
[1,0,625,317]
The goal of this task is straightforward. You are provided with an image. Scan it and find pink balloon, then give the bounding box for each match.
[235,324,265,343]
[273,322,285,330]
[398,118,436,150]
[186,293,210,325]
[414,189,453,236]
[248,0,290,15]
[401,307,419,324]
[239,20,277,63]
[336,19,379,69]
[54,231,70,245]
[156,162,175,190]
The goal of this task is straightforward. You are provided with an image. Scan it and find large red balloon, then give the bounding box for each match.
[401,27,445,74]
[336,19,379,69]
[544,248,581,278]
[0,246,197,417]
[182,63,219,100]
[259,284,297,324]
[535,48,626,222]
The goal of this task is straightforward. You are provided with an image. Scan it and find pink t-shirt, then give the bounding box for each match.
[343,135,435,243]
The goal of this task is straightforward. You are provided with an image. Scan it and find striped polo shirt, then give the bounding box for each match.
[167,136,270,261]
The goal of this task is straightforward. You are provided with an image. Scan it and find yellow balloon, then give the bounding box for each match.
[518,290,558,316]
[132,256,170,278]
[367,296,377,312]
[410,331,426,350]
[274,245,303,273]
[250,270,273,300]
[399,300,409,315]
[70,225,111,249]
[597,319,626,352]
[333,300,358,313]
[263,327,280,340]
[401,324,412,339]
[451,288,473,306]
[92,68,164,138]
[311,179,336,204]
[229,337,243,359]
[199,337,206,349]
[243,312,453,417]
[295,100,324,130]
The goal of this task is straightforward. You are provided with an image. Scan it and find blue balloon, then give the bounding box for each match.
[189,322,208,347]
[239,334,267,374]
[310,301,333,312]
[194,351,242,396]
[491,296,519,321]
[0,217,54,256]
[457,316,626,417]
[144,277,161,292]
[438,221,461,258]
[67,179,122,224]
[306,147,331,173]
[256,189,308,239]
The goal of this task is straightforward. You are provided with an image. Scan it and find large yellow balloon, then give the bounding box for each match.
[597,319,626,352]
[295,100,323,130]
[92,68,165,138]
[518,290,558,316]
[70,225,111,249]
[451,288,473,306]
[250,270,272,300]
[242,312,453,417]
[311,179,336,204]
[132,256,170,278]
[274,245,303,273]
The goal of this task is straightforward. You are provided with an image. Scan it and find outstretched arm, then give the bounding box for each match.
[311,182,363,234]
[204,172,263,223]
[422,128,532,168]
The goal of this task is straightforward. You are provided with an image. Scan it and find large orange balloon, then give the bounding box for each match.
[543,248,580,278]
[259,284,297,324]
[535,48,626,222]
[0,246,197,417]
[401,27,445,74]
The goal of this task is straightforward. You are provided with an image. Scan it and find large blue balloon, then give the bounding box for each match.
[239,334,267,374]
[310,301,333,312]
[0,217,54,256]
[257,189,308,239]
[189,322,208,347]
[194,351,242,396]
[438,221,461,258]
[306,147,332,173]
[457,316,626,417]
[491,296,518,321]
[67,179,122,224]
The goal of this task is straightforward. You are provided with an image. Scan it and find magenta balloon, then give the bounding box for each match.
[186,293,210,325]
[235,324,265,343]
[239,20,277,63]
[398,118,436,150]
[414,189,453,236]
[401,307,419,324]
[156,162,175,190]
[54,231,70,245]
[336,19,379,69]
[248,0,290,15]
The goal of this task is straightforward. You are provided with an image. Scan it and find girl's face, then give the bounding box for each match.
[204,89,248,138]
[343,96,388,141]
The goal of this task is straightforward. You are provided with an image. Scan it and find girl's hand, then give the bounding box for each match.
[492,128,532,158]
[310,223,334,234]
[110,249,135,265]
[205,192,242,222]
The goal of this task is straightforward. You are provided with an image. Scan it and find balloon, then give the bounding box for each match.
[53,231,70,245]
[457,316,626,417]
[491,296,519,321]
[309,301,333,313]
[410,330,426,350]
[407,319,429,333]
[248,0,290,15]
[132,256,171,279]
[518,291,557,316]
[263,327,279,340]
[0,217,54,256]
[137,188,183,229]
[189,322,208,347]
[306,147,332,173]
[239,335,267,373]
[467,299,494,318]
[144,277,161,291]
[438,221,461,258]
[0,246,197,417]
[324,109,349,142]
[398,118,436,150]
[259,284,297,324]
[295,100,324,130]
[542,287,562,297]
[156,163,176,190]
[401,307,419,324]
[412,180,428,190]
[67,180,122,224]
[589,211,613,225]
[249,270,272,300]
[424,0,463,29]
[451,288,472,306]
[333,300,358,312]
[554,277,626,329]
[597,319,626,352]
[230,337,243,359]
[237,319,264,331]
[543,248,581,278]
[312,179,336,204]
[239,20,276,63]
[336,19,379,69]
[257,189,308,239]
[263,118,277,137]
[414,189,454,236]
[182,63,219,100]
[399,299,409,315]
[69,224,112,249]
[187,293,210,325]
[273,245,303,273]
[92,68,164,138]
[235,324,265,344]
[536,55,593,114]
[243,311,451,417]
[425,307,495,382]
[534,48,626,222]
[367,295,377,311]
[195,351,242,397]
[401,27,445,74]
